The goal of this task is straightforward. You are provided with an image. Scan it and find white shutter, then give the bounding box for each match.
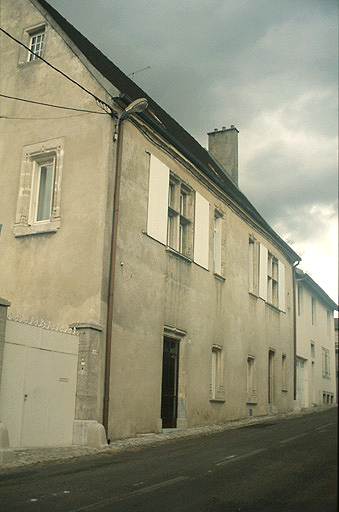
[259,243,268,300]
[194,192,209,269]
[147,154,169,244]
[278,260,286,312]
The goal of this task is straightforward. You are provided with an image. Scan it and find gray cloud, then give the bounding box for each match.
[45,0,338,299]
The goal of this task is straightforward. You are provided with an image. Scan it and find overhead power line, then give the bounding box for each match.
[0,93,109,114]
[0,113,92,120]
[0,27,115,115]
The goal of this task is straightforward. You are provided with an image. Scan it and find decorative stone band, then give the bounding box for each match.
[7,311,79,335]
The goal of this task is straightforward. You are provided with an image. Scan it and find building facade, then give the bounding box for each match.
[295,269,337,407]
[1,0,304,445]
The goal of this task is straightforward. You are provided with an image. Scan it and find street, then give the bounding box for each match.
[0,407,337,511]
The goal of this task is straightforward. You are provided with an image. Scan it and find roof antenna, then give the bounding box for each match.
[128,66,151,81]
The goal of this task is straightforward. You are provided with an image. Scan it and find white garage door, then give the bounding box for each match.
[0,320,78,448]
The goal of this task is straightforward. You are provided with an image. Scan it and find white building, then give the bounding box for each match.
[295,269,337,407]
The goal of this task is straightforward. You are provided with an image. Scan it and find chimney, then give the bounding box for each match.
[207,125,239,185]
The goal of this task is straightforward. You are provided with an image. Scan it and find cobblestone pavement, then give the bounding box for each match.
[0,405,336,474]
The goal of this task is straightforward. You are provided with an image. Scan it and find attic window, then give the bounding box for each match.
[18,24,47,65]
[28,28,45,61]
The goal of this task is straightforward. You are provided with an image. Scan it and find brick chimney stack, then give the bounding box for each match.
[207,125,239,185]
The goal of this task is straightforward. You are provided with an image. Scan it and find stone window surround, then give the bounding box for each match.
[210,344,225,402]
[14,137,64,237]
[246,354,257,404]
[18,23,47,66]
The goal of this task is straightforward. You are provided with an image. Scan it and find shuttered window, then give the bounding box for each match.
[194,192,209,269]
[278,261,286,312]
[258,243,286,312]
[147,154,169,244]
[259,244,268,300]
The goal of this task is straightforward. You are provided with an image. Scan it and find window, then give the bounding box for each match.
[147,154,210,269]
[297,284,303,316]
[327,311,331,335]
[249,237,259,294]
[246,356,257,403]
[210,345,225,401]
[322,347,330,378]
[268,350,275,404]
[281,354,287,391]
[214,211,222,275]
[311,297,316,326]
[33,159,55,222]
[258,244,285,312]
[267,253,278,308]
[28,28,45,61]
[167,175,193,257]
[18,24,47,65]
[14,138,64,237]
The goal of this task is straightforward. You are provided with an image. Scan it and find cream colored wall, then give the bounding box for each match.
[107,121,295,440]
[0,0,114,328]
[296,283,336,406]
[1,0,297,443]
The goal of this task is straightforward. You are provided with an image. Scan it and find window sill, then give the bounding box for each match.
[209,398,226,403]
[248,291,258,299]
[18,59,43,68]
[166,246,192,264]
[214,272,226,282]
[265,302,281,314]
[281,388,288,393]
[246,397,258,405]
[14,220,60,237]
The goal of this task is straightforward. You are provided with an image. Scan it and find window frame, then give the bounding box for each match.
[267,252,279,308]
[166,173,193,258]
[18,24,47,66]
[311,297,316,326]
[281,354,288,391]
[210,344,225,402]
[322,347,330,378]
[28,28,45,61]
[249,236,259,294]
[14,138,64,237]
[246,355,257,404]
[213,210,223,276]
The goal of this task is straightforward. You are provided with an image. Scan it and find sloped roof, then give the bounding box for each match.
[34,0,299,262]
[295,269,338,310]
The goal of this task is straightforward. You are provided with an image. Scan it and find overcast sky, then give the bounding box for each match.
[48,0,338,303]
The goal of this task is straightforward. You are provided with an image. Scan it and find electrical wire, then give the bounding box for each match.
[0,93,109,114]
[0,27,115,115]
[0,112,93,120]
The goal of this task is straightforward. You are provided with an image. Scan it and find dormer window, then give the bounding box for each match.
[28,28,45,61]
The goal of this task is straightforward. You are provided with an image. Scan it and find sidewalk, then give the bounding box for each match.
[0,405,336,474]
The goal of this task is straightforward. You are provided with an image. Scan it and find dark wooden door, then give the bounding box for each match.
[161,337,179,428]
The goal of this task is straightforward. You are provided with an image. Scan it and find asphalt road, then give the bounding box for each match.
[0,407,337,511]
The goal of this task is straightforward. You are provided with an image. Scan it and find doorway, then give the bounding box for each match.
[161,337,179,428]
[268,350,275,404]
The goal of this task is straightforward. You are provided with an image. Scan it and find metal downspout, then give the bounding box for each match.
[103,117,124,438]
[292,262,299,401]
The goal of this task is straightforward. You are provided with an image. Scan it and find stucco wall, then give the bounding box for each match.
[0,0,114,327]
[296,282,336,406]
[107,121,295,440]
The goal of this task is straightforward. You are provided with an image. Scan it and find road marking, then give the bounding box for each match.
[315,422,336,431]
[216,448,266,466]
[280,433,307,444]
[69,476,189,511]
